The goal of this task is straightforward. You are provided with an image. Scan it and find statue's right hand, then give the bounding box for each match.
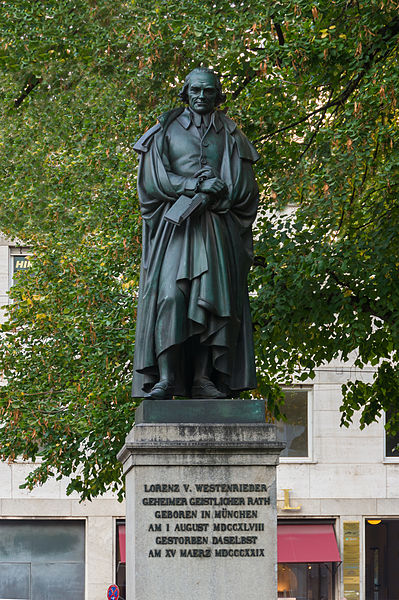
[199,178,227,195]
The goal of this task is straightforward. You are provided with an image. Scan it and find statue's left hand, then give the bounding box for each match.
[199,177,227,195]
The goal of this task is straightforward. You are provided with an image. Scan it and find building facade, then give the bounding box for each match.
[276,368,399,600]
[1,236,398,600]
[0,237,126,599]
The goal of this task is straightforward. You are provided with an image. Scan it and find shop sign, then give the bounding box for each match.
[280,488,301,511]
[13,255,31,272]
[343,521,360,600]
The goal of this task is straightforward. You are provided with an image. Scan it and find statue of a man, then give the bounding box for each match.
[132,67,259,399]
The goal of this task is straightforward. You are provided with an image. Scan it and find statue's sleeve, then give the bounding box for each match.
[134,127,177,220]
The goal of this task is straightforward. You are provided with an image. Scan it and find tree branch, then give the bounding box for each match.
[231,70,257,100]
[273,21,285,47]
[14,75,42,107]
[327,269,393,323]
[232,18,285,100]
[353,207,393,231]
[255,104,331,142]
[299,90,333,160]
[337,140,381,233]
[255,16,399,144]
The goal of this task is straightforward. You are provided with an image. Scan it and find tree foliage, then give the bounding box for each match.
[0,0,398,498]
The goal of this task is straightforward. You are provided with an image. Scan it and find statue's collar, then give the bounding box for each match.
[177,107,223,132]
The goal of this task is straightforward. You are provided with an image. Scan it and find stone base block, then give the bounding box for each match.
[118,402,284,600]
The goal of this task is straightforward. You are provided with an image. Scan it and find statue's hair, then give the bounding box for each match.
[178,67,226,106]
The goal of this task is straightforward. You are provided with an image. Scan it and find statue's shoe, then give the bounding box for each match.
[191,379,225,399]
[146,380,174,400]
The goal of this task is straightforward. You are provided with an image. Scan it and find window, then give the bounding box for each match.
[0,519,85,600]
[385,409,399,459]
[278,562,336,599]
[365,519,399,599]
[275,388,312,459]
[9,247,31,289]
[385,429,399,458]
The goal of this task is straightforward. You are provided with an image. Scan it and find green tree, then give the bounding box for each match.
[0,0,398,499]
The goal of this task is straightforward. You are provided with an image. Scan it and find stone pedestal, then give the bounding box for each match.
[118,400,284,600]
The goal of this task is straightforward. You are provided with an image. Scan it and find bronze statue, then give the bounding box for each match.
[132,68,259,399]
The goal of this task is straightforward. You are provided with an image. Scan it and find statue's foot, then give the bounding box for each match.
[146,380,174,400]
[191,378,225,399]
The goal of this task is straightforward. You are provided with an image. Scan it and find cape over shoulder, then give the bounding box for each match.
[232,127,260,163]
[132,123,162,153]
[219,114,260,163]
[133,107,185,154]
[216,112,259,163]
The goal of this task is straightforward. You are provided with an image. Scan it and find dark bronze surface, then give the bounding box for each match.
[132,68,259,399]
[135,399,266,424]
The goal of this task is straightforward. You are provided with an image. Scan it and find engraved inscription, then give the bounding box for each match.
[142,482,271,559]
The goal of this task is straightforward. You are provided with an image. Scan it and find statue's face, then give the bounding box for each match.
[187,72,218,114]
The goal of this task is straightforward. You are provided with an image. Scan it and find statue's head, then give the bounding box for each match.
[179,68,226,114]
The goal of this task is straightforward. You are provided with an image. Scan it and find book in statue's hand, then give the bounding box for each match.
[164,193,207,226]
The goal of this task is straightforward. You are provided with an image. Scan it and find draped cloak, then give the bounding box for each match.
[131,107,259,397]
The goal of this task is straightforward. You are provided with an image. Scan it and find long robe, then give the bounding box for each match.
[131,107,259,397]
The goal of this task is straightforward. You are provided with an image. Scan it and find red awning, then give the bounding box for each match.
[278,523,341,563]
[118,524,126,563]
